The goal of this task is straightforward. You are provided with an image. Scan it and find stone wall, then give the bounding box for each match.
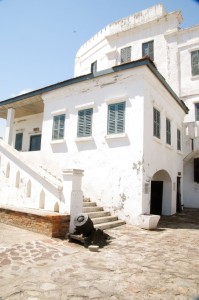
[0,205,70,238]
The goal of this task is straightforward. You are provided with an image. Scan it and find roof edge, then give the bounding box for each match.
[0,57,188,114]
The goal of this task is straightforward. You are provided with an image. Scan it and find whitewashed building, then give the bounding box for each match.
[0,4,198,226]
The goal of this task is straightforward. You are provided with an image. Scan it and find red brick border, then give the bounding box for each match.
[0,206,70,238]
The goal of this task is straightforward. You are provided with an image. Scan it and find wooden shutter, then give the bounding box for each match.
[142,41,154,60]
[108,102,125,134]
[148,41,154,60]
[121,47,131,63]
[194,158,199,183]
[77,109,93,137]
[15,133,23,151]
[195,103,199,121]
[191,51,199,76]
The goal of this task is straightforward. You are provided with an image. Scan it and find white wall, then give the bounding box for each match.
[142,70,185,215]
[13,113,43,151]
[37,66,185,223]
[41,68,147,224]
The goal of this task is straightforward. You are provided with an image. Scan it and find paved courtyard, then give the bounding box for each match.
[0,208,199,300]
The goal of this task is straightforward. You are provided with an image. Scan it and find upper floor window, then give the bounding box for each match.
[153,107,160,139]
[142,41,154,61]
[191,50,199,76]
[77,108,93,137]
[91,61,97,73]
[194,158,199,183]
[52,114,65,140]
[166,118,171,145]
[121,46,131,64]
[107,102,125,135]
[195,103,199,121]
[177,129,181,151]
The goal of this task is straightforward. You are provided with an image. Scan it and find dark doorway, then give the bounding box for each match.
[176,176,182,213]
[30,135,41,151]
[150,181,163,215]
[15,133,23,151]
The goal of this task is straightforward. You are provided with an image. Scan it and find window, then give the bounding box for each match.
[177,129,181,151]
[191,50,199,76]
[91,61,97,73]
[52,114,65,140]
[15,133,23,151]
[121,46,131,64]
[142,41,154,61]
[166,118,171,145]
[30,135,41,151]
[195,103,199,121]
[153,108,160,139]
[194,158,199,183]
[107,102,125,135]
[77,108,93,137]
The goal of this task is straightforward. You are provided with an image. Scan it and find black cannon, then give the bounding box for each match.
[67,213,111,248]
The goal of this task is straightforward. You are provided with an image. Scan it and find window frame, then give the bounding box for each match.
[177,129,181,151]
[107,102,126,135]
[195,103,199,121]
[153,107,161,139]
[121,46,131,64]
[77,108,93,138]
[91,61,97,73]
[191,50,199,77]
[52,114,65,140]
[142,40,154,61]
[194,158,199,183]
[15,132,23,151]
[166,118,171,145]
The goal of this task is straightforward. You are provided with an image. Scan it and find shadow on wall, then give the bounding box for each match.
[50,142,68,153]
[106,135,130,148]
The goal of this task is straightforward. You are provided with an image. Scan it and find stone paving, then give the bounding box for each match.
[0,208,199,300]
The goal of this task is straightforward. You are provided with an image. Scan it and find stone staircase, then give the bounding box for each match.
[82,198,125,230]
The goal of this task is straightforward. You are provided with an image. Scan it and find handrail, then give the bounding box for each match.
[0,139,63,191]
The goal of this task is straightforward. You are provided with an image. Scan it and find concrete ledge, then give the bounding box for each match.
[0,204,70,238]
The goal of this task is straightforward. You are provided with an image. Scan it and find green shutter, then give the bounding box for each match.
[142,41,154,60]
[77,108,93,137]
[121,47,131,63]
[108,102,125,134]
[153,108,160,138]
[191,51,199,76]
[195,103,199,121]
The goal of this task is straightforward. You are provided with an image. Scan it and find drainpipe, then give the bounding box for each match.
[5,108,15,146]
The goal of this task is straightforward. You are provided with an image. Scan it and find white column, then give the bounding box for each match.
[5,108,15,145]
[62,169,84,233]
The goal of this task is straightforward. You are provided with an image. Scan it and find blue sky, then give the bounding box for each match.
[0,0,199,137]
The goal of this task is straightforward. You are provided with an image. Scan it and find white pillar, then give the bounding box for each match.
[62,169,84,233]
[5,108,15,145]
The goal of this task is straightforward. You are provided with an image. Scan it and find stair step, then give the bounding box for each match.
[83,201,97,207]
[83,206,104,213]
[83,198,90,202]
[87,211,111,218]
[94,220,126,230]
[92,216,118,225]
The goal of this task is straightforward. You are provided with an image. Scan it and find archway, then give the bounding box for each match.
[150,170,172,215]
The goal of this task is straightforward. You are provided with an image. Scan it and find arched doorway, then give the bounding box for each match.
[150,170,172,215]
